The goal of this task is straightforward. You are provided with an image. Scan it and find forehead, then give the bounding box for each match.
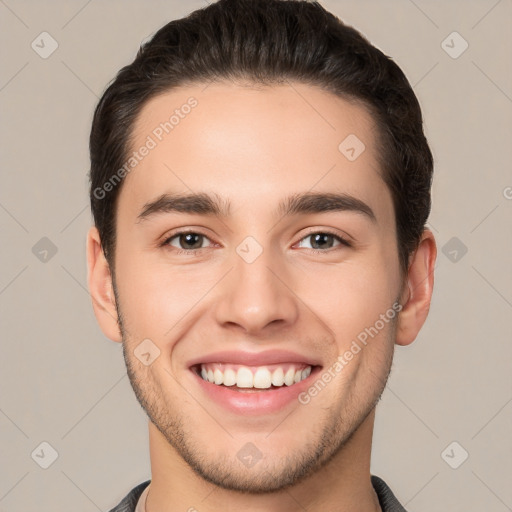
[119,81,391,225]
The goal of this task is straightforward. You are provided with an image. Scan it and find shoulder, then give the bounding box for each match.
[371,475,409,512]
[108,480,151,512]
[108,476,406,511]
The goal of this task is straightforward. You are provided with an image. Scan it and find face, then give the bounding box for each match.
[106,82,406,492]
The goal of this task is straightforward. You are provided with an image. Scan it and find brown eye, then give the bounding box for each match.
[164,232,210,251]
[297,231,351,251]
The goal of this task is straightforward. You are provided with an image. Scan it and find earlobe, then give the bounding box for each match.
[395,229,437,346]
[86,226,122,343]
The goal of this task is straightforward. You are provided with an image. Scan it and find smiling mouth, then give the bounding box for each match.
[191,362,320,391]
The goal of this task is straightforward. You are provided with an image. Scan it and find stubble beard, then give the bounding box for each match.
[113,280,396,494]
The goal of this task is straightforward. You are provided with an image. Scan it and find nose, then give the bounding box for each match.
[213,246,299,336]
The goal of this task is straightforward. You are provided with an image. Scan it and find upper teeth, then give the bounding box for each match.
[199,363,312,389]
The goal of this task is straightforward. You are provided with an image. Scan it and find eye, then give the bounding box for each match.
[160,229,351,255]
[162,231,213,252]
[296,231,351,252]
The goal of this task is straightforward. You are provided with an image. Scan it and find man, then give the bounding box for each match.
[87,0,437,510]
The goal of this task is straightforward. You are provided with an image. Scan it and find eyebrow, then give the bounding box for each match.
[136,191,377,224]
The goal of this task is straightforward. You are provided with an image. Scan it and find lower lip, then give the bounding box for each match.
[190,367,321,415]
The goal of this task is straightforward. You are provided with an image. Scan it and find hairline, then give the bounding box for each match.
[105,78,407,285]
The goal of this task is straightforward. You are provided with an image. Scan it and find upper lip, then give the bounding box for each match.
[187,349,322,368]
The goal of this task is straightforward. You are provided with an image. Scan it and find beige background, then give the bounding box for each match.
[1,0,511,510]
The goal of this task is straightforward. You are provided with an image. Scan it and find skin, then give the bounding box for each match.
[87,81,437,512]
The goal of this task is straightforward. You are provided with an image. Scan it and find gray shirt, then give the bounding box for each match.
[108,475,408,511]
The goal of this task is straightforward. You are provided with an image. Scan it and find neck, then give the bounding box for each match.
[145,410,381,512]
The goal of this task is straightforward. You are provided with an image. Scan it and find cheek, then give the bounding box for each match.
[301,255,398,343]
[115,253,215,340]
[114,251,170,336]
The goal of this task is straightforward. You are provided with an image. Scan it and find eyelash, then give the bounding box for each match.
[160,229,352,255]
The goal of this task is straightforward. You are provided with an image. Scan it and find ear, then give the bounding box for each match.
[86,226,122,343]
[395,229,437,346]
